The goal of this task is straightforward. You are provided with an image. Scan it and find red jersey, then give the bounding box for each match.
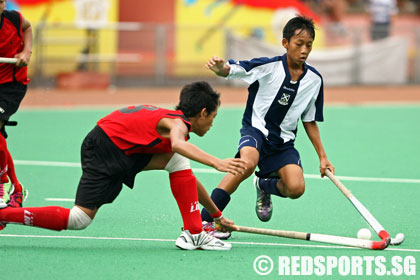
[97,105,191,155]
[0,10,29,85]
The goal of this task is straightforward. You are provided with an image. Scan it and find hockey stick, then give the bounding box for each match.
[231,225,389,250]
[0,57,18,64]
[325,169,405,246]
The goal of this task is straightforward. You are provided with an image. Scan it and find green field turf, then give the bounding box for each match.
[1,105,419,279]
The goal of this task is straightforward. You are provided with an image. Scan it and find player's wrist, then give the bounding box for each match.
[210,210,222,220]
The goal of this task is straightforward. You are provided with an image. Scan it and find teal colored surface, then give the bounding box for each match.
[1,105,419,280]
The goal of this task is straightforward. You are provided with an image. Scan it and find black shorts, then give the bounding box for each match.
[75,126,152,209]
[0,82,27,122]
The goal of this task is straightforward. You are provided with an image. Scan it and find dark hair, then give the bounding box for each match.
[283,16,315,41]
[175,81,220,117]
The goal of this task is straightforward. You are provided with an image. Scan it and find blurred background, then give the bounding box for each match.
[7,0,420,89]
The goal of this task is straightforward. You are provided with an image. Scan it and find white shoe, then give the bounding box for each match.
[175,230,232,251]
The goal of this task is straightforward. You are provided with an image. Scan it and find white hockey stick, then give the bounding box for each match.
[232,225,389,250]
[0,57,18,64]
[325,169,405,246]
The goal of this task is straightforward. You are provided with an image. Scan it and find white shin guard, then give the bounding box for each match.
[164,153,191,173]
[67,206,92,230]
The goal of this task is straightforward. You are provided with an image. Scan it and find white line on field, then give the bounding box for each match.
[0,233,418,253]
[45,198,75,202]
[15,160,80,168]
[14,159,420,184]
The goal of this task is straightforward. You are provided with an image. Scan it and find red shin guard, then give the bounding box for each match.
[0,206,70,231]
[0,134,21,191]
[0,135,9,183]
[169,169,202,234]
[5,149,21,192]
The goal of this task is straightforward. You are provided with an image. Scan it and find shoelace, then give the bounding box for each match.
[257,190,271,209]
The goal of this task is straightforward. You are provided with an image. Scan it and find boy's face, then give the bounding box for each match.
[193,108,218,137]
[282,29,313,66]
[0,1,5,13]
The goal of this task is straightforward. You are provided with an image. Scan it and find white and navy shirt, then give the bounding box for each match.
[369,0,398,24]
[227,54,324,145]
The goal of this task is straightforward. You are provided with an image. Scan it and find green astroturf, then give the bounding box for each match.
[1,105,420,280]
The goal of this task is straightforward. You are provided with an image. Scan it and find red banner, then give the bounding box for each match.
[15,0,66,6]
[232,0,319,21]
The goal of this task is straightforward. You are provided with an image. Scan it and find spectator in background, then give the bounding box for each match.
[319,0,350,35]
[368,0,398,40]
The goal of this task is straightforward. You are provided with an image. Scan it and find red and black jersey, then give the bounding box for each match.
[0,10,29,85]
[97,105,191,155]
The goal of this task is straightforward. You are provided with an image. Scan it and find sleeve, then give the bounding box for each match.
[3,10,22,37]
[301,79,324,122]
[226,57,274,85]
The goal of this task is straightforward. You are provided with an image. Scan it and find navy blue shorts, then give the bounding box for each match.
[236,127,302,178]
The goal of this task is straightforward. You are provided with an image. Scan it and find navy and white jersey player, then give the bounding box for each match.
[201,16,335,238]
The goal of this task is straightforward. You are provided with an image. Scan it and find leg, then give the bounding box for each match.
[277,164,305,199]
[256,164,305,199]
[201,146,259,222]
[218,146,259,194]
[144,153,231,250]
[0,132,13,208]
[145,153,203,234]
[0,204,94,231]
[0,122,26,207]
[0,132,9,184]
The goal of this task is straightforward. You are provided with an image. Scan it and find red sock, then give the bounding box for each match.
[169,169,202,234]
[0,135,9,184]
[6,149,22,192]
[0,206,70,231]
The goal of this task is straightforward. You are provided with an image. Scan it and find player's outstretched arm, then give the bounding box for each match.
[169,119,247,175]
[174,141,247,176]
[205,56,230,77]
[303,121,335,177]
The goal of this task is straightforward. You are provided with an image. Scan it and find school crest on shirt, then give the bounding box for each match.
[278,93,291,105]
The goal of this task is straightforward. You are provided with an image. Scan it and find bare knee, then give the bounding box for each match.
[285,180,305,199]
[243,161,257,178]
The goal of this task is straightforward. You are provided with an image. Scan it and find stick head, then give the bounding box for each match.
[391,233,405,246]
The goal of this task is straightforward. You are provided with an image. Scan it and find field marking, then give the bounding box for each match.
[15,160,80,168]
[15,160,420,184]
[45,198,75,202]
[0,233,419,253]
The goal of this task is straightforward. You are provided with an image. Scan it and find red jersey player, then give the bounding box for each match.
[0,0,32,208]
[0,81,247,250]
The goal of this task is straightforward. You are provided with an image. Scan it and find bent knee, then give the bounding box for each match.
[245,161,257,173]
[286,181,305,199]
[67,206,93,230]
